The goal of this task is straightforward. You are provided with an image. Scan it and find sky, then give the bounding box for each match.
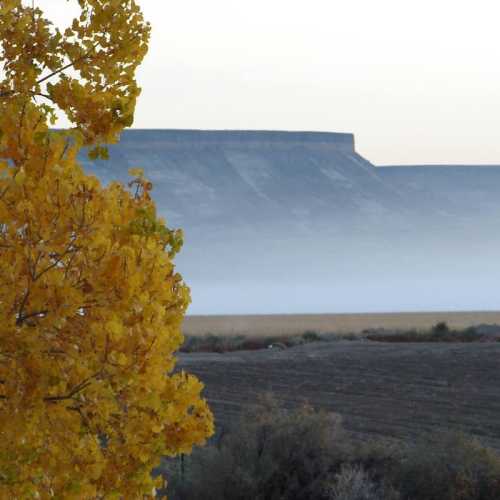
[39,0,500,165]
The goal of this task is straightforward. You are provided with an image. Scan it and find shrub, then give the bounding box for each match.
[393,431,500,500]
[432,321,450,335]
[163,396,500,500]
[303,330,322,342]
[166,394,349,500]
[181,333,308,353]
[180,330,367,353]
[325,464,400,500]
[181,333,249,353]
[367,326,484,343]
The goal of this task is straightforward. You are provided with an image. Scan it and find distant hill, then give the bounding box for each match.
[81,130,500,314]
[80,130,404,234]
[379,165,500,220]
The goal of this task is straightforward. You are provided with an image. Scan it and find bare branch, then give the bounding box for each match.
[16,288,30,327]
[30,91,54,102]
[16,309,48,326]
[33,245,79,281]
[43,381,92,402]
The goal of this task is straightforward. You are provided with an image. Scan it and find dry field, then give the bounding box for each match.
[178,341,500,450]
[183,310,500,337]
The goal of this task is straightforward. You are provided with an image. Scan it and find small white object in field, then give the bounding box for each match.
[267,342,287,350]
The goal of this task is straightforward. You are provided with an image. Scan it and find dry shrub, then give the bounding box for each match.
[367,325,485,343]
[325,464,400,500]
[164,397,500,500]
[167,394,348,500]
[393,431,500,500]
[180,333,308,353]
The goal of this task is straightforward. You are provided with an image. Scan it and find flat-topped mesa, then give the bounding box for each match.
[114,129,356,152]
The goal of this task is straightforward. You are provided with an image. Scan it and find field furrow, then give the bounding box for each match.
[178,341,500,448]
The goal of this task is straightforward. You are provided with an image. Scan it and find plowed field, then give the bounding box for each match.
[178,341,500,449]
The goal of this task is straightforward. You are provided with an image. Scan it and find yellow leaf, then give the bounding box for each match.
[14,169,26,185]
[106,319,123,340]
[116,353,128,366]
[128,167,144,178]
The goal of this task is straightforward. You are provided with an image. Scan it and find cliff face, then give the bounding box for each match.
[80,130,404,235]
[379,165,500,219]
[81,130,500,314]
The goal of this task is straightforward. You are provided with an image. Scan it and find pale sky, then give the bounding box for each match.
[40,0,500,165]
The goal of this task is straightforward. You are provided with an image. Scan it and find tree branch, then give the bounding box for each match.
[35,41,100,87]
[0,41,100,99]
[16,309,48,326]
[33,245,79,281]
[16,288,30,327]
[44,370,103,402]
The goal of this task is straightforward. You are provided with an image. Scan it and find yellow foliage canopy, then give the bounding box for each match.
[0,0,151,152]
[0,1,214,497]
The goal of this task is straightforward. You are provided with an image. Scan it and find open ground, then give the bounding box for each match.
[183,310,500,336]
[178,340,500,450]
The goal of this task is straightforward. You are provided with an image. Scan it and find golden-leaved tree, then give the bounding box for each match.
[0,1,214,497]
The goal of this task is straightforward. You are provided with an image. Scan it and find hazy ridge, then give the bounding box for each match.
[81,130,500,314]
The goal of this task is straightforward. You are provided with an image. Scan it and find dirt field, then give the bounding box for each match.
[178,341,500,449]
[183,311,500,337]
